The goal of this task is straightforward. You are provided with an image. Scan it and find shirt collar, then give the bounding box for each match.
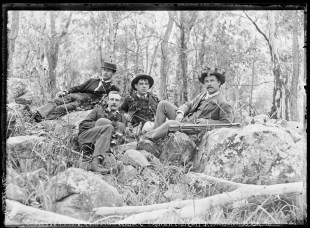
[106,107,120,114]
[209,91,220,98]
[205,91,220,100]
[136,93,148,98]
[102,79,111,83]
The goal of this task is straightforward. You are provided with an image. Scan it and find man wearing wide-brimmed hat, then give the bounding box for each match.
[30,61,120,122]
[141,67,233,141]
[120,73,160,135]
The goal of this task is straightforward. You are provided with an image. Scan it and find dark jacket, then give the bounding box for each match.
[120,92,160,126]
[68,78,120,97]
[178,91,233,124]
[78,106,127,135]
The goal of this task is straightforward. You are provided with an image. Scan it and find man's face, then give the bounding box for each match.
[107,93,121,111]
[134,79,150,96]
[204,75,221,94]
[101,68,114,81]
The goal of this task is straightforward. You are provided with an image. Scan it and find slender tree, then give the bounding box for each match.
[159,12,174,100]
[245,11,286,119]
[289,10,300,121]
[8,11,20,77]
[45,12,73,96]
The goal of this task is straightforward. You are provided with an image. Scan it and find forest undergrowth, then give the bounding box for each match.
[5,106,306,225]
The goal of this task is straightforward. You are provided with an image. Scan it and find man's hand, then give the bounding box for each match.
[196,118,209,124]
[58,90,69,97]
[124,113,131,121]
[175,112,184,122]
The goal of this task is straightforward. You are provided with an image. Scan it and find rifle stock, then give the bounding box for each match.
[168,123,241,132]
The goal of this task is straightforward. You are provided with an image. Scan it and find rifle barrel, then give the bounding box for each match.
[168,123,241,132]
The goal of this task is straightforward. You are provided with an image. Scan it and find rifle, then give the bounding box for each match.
[168,123,241,132]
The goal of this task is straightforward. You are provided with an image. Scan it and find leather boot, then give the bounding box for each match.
[90,156,111,174]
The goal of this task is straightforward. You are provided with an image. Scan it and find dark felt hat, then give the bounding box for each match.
[101,61,117,72]
[131,74,154,91]
[199,68,226,85]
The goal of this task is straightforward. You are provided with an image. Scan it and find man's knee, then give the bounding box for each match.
[95,118,112,127]
[158,100,171,109]
[98,123,114,133]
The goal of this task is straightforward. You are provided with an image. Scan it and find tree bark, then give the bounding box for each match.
[159,12,174,100]
[172,12,198,104]
[45,12,73,97]
[94,181,304,224]
[249,35,257,116]
[244,11,285,119]
[8,11,20,77]
[290,10,300,121]
[93,173,303,218]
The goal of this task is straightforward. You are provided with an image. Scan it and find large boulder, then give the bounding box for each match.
[7,77,28,103]
[121,149,151,168]
[7,135,45,172]
[6,183,28,203]
[192,124,304,185]
[41,168,124,220]
[160,131,197,166]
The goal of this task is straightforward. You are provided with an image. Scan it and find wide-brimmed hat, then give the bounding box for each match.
[199,68,226,85]
[131,74,154,91]
[101,61,117,72]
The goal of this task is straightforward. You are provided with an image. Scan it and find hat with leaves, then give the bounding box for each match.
[199,67,226,85]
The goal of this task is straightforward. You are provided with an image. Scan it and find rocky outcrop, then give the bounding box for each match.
[160,131,197,166]
[193,124,303,185]
[121,149,151,168]
[6,183,29,203]
[7,77,28,103]
[7,135,45,172]
[41,168,124,220]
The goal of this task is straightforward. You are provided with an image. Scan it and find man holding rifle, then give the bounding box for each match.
[142,67,234,141]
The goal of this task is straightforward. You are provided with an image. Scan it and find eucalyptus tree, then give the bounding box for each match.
[7,11,19,77]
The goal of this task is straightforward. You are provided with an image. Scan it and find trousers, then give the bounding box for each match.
[36,92,100,120]
[145,100,181,141]
[78,118,125,158]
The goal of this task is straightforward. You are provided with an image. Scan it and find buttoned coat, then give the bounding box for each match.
[78,106,127,135]
[178,91,233,124]
[120,92,160,126]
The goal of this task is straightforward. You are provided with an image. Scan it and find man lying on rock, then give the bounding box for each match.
[30,61,120,122]
[120,74,160,135]
[141,67,233,142]
[78,91,127,173]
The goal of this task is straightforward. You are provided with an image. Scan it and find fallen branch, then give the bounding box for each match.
[114,209,181,224]
[93,181,303,218]
[5,199,91,225]
[177,181,304,218]
[185,172,248,192]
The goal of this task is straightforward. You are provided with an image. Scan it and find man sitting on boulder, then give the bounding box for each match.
[120,74,160,135]
[78,91,127,173]
[142,67,233,142]
[31,61,120,122]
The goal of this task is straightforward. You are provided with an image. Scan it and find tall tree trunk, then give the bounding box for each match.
[8,11,20,77]
[289,10,300,122]
[159,12,174,100]
[122,26,130,95]
[245,11,285,119]
[268,11,284,119]
[180,12,188,103]
[249,35,257,116]
[45,12,72,97]
[148,39,161,75]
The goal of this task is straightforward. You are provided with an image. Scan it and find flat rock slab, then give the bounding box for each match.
[41,168,124,220]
